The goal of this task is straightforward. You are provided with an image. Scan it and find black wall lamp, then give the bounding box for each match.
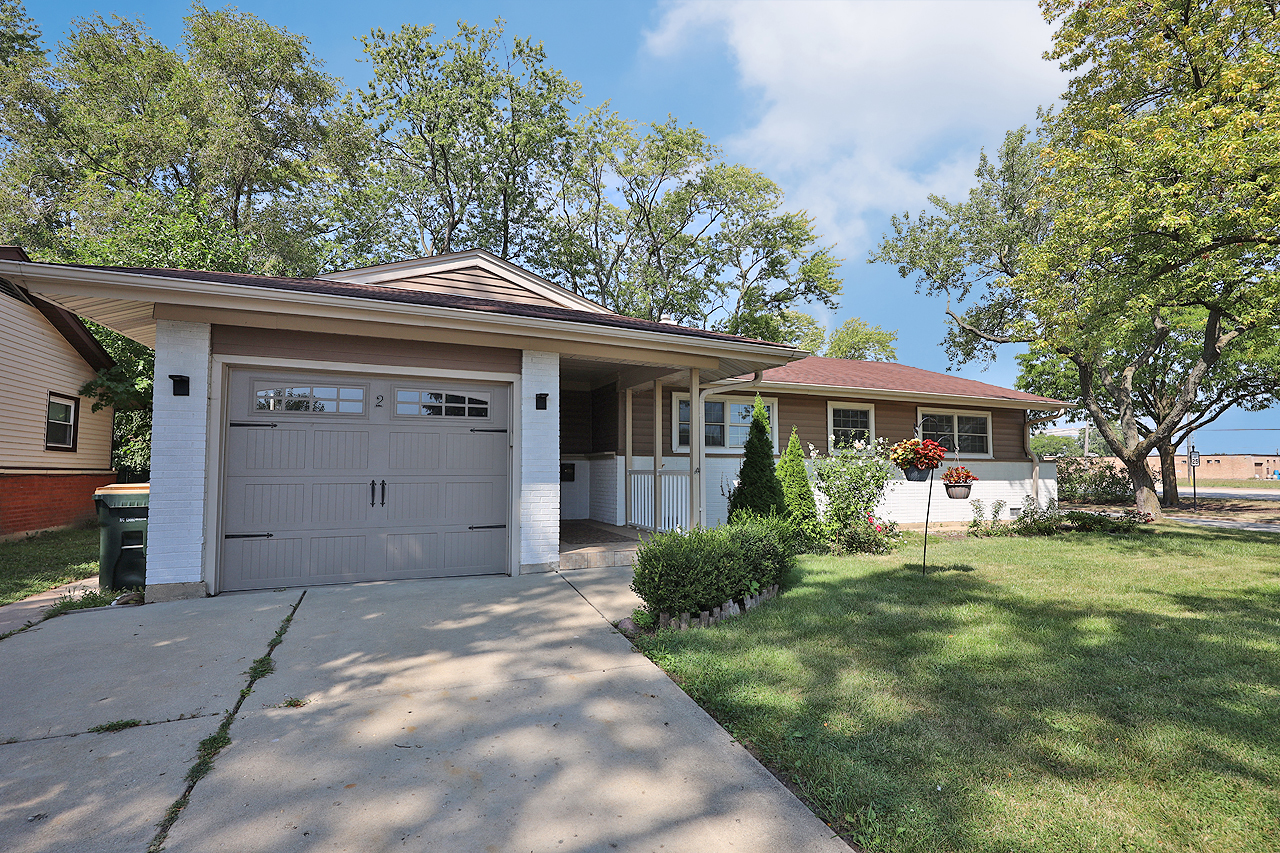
[169,374,190,396]
[535,393,549,410]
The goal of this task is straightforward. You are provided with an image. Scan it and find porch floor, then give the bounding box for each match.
[559,520,646,570]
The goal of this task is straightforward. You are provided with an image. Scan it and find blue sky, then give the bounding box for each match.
[29,0,1280,454]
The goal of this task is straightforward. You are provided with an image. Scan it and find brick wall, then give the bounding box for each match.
[520,351,560,572]
[588,454,623,526]
[147,320,211,588]
[0,472,117,536]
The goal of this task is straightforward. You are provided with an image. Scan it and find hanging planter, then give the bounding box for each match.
[888,438,947,481]
[904,465,932,482]
[941,466,978,499]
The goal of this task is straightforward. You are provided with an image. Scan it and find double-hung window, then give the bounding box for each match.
[45,393,78,451]
[674,395,777,453]
[827,403,875,449]
[918,409,991,456]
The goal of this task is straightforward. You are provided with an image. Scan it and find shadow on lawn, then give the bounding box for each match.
[661,537,1280,852]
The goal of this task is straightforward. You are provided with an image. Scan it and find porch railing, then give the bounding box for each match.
[626,470,690,531]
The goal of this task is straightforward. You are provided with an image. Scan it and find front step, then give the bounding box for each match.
[558,544,639,570]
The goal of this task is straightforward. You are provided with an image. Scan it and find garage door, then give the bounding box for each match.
[220,370,511,591]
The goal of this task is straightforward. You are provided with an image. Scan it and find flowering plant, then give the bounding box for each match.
[941,466,979,484]
[887,438,947,471]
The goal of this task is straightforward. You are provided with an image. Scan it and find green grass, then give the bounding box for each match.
[1189,478,1280,489]
[0,528,99,606]
[635,524,1280,853]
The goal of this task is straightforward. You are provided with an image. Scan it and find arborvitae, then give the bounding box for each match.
[728,395,786,518]
[777,425,818,537]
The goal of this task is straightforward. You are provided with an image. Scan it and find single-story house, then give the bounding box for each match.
[0,246,116,539]
[0,249,1062,597]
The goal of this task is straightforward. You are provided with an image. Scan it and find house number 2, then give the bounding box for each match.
[376,395,384,408]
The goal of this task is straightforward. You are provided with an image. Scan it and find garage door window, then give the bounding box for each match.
[255,385,365,414]
[396,389,490,418]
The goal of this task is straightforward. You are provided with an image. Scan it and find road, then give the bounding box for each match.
[1157,485,1280,501]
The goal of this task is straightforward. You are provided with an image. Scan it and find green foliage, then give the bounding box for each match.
[811,437,900,554]
[967,499,1013,537]
[776,427,819,549]
[0,528,98,607]
[0,0,40,66]
[1012,496,1063,537]
[727,395,785,519]
[824,316,898,361]
[1056,458,1137,505]
[88,718,142,733]
[1028,433,1083,459]
[630,516,796,616]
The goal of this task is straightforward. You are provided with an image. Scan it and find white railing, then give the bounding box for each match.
[627,470,690,531]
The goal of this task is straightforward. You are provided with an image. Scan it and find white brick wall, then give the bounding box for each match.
[588,454,623,525]
[520,351,560,571]
[147,320,212,587]
[878,461,1052,524]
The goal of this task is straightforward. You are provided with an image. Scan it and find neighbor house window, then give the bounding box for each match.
[674,394,778,453]
[917,408,992,456]
[254,384,365,414]
[45,393,78,451]
[827,403,875,449]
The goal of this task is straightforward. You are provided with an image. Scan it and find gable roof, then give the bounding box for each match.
[756,356,1066,409]
[320,249,611,314]
[0,246,113,372]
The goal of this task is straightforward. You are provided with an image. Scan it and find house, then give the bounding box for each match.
[0,246,116,539]
[0,249,1062,598]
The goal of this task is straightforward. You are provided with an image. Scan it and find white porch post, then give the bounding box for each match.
[653,379,662,530]
[624,387,633,525]
[519,351,560,573]
[689,367,700,528]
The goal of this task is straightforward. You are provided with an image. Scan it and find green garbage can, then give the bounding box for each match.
[94,483,149,590]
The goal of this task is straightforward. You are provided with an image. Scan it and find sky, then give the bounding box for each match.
[27,0,1280,455]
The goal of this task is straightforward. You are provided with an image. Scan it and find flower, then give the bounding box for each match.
[941,466,979,484]
[888,438,948,471]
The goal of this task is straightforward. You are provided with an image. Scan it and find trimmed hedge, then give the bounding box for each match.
[630,514,796,616]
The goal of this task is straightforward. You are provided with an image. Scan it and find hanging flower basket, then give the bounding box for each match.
[889,438,947,480]
[941,466,978,499]
[944,483,972,499]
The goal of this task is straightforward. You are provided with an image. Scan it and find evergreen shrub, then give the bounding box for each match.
[727,395,785,518]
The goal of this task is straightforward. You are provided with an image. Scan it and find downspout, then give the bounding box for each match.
[1025,408,1067,504]
[696,371,765,527]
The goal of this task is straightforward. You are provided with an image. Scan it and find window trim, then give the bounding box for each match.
[391,386,494,421]
[915,406,994,459]
[826,401,877,452]
[250,381,370,417]
[672,393,780,455]
[45,392,79,452]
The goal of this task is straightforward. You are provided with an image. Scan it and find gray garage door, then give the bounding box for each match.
[221,370,511,591]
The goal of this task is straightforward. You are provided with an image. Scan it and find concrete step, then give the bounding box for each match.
[559,544,639,570]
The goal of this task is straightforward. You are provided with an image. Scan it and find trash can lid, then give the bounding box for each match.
[94,483,151,496]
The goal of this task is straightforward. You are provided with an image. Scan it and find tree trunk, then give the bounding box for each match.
[1157,441,1180,507]
[1123,456,1162,518]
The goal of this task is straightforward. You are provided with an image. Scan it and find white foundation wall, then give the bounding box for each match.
[520,351,560,571]
[588,454,624,526]
[876,461,1056,524]
[147,320,212,588]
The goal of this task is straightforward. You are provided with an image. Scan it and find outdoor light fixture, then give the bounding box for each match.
[170,374,190,396]
[535,393,549,410]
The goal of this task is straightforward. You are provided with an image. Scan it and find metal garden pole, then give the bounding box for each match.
[922,467,934,576]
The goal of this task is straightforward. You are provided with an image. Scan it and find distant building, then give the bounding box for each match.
[1169,453,1280,480]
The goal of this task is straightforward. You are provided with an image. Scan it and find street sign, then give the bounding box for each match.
[1190,451,1201,467]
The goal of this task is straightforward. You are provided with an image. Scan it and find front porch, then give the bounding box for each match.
[558,519,645,570]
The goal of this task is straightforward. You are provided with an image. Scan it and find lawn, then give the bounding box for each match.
[0,527,100,606]
[634,524,1280,853]
[1187,478,1280,489]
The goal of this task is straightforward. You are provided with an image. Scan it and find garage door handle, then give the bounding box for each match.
[380,480,387,507]
[468,524,507,530]
[230,421,277,428]
[225,533,274,539]
[469,428,508,433]
[370,480,376,507]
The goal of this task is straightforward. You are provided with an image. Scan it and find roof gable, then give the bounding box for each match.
[320,249,610,314]
[1,246,113,372]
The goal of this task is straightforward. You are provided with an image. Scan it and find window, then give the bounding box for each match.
[827,403,875,449]
[395,389,490,418]
[917,409,991,456]
[254,384,365,414]
[45,393,78,451]
[674,394,778,452]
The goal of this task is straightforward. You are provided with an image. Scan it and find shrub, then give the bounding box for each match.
[1012,495,1063,536]
[968,499,1013,537]
[776,426,820,549]
[812,437,900,554]
[630,516,797,616]
[1057,457,1136,504]
[727,395,786,518]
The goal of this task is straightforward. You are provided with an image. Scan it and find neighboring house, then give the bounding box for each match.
[0,246,115,539]
[0,249,1062,598]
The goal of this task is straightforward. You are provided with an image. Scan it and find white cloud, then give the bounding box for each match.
[646,0,1067,253]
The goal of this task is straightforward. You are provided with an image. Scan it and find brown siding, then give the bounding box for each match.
[992,409,1027,461]
[561,389,592,455]
[211,326,521,373]
[591,383,618,454]
[776,393,830,454]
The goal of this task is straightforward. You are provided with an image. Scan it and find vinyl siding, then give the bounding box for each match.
[561,389,592,454]
[210,325,522,373]
[0,295,113,470]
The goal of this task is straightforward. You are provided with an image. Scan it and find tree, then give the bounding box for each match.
[824,317,898,361]
[776,426,818,545]
[727,395,785,519]
[874,1,1280,516]
[1028,433,1083,459]
[0,0,40,66]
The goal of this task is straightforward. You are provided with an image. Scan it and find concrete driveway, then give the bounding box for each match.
[0,569,848,853]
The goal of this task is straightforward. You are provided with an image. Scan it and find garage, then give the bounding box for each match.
[220,369,511,591]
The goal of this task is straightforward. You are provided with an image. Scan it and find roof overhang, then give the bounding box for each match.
[1,260,801,383]
[754,379,1068,412]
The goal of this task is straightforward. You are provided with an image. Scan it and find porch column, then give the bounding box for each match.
[653,379,662,530]
[689,367,700,528]
[519,351,560,573]
[624,387,633,526]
